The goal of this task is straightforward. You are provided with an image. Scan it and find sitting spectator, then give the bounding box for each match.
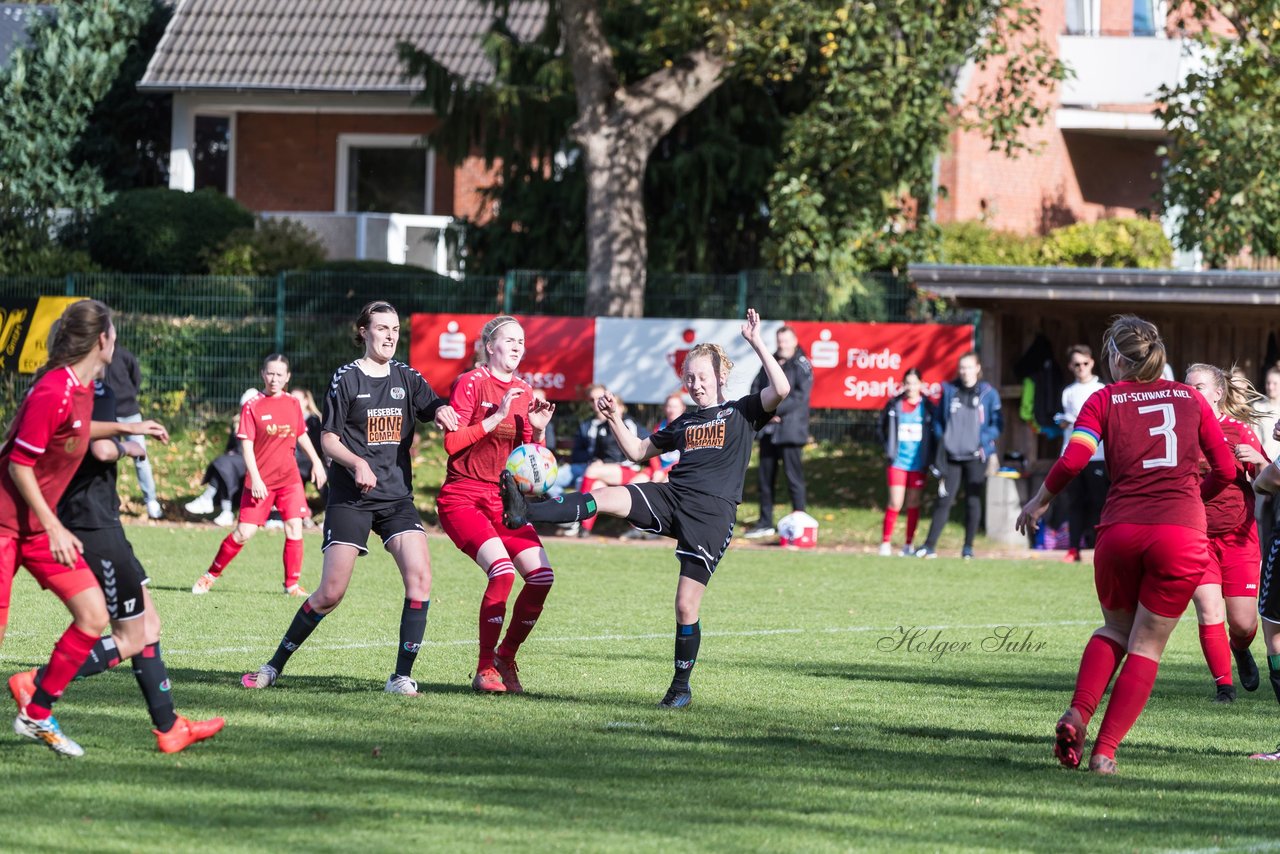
[645,392,687,484]
[576,392,648,538]
[185,387,258,526]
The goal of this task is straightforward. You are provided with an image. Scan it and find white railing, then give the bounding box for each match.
[259,212,464,277]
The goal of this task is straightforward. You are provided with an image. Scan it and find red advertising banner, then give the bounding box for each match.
[785,321,974,409]
[409,314,595,400]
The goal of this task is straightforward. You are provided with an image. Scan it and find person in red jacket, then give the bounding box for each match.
[191,354,326,597]
[1017,315,1236,775]
[1184,363,1267,702]
[1,300,162,756]
[437,316,556,693]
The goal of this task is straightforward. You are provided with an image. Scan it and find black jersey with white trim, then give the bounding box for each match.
[58,381,121,531]
[323,359,445,505]
[649,392,770,505]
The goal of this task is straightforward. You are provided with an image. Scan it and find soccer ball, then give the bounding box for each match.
[505,443,558,495]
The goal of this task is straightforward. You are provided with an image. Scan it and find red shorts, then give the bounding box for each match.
[887,467,926,490]
[0,533,101,628]
[437,480,542,562]
[1093,523,1211,619]
[239,479,310,526]
[1203,526,1261,598]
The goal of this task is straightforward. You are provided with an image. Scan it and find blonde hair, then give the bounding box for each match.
[1187,362,1266,426]
[481,315,519,347]
[681,343,734,382]
[1102,315,1166,383]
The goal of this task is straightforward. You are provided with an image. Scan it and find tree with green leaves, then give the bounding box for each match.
[1158,2,1280,267]
[0,0,151,272]
[404,0,1063,315]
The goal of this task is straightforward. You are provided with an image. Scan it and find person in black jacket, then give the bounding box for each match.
[744,326,813,538]
[105,344,163,519]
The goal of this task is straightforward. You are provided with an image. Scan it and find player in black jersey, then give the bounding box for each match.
[500,309,790,707]
[242,301,459,696]
[7,380,225,753]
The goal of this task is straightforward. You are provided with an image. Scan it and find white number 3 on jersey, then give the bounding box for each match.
[1138,403,1177,468]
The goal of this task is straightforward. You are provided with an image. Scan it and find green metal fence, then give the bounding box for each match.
[0,270,973,432]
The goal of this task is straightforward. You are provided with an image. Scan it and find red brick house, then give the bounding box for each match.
[138,0,544,269]
[936,0,1229,241]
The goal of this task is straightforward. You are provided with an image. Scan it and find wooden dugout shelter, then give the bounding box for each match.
[909,264,1280,471]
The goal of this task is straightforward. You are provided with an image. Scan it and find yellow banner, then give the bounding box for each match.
[10,297,85,373]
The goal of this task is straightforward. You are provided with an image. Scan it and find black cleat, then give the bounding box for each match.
[1234,645,1260,692]
[1215,683,1237,703]
[657,687,692,709]
[499,471,529,528]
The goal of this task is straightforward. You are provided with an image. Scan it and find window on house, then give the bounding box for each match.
[1133,0,1159,36]
[346,146,429,214]
[193,115,230,193]
[1064,0,1097,35]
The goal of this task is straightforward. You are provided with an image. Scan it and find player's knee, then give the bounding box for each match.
[234,524,257,544]
[525,567,554,587]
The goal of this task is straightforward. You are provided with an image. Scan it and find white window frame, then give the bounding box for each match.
[335,133,436,215]
[173,108,236,196]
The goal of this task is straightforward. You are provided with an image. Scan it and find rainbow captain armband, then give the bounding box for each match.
[1067,427,1100,455]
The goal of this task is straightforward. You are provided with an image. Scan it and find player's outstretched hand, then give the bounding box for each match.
[596,391,617,419]
[1015,490,1052,537]
[435,405,460,431]
[495,387,525,421]
[741,308,763,345]
[529,397,555,430]
[134,419,170,443]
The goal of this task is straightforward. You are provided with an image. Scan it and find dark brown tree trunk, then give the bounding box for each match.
[560,0,725,316]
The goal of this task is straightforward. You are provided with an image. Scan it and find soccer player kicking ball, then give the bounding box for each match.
[500,309,790,708]
[11,378,224,753]
[242,301,459,696]
[438,316,558,693]
[191,354,326,597]
[1017,315,1235,775]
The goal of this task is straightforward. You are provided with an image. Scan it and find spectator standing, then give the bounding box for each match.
[917,351,1003,560]
[1058,345,1108,563]
[744,326,813,538]
[105,344,162,519]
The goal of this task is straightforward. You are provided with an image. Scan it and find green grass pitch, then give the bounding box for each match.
[2,525,1279,852]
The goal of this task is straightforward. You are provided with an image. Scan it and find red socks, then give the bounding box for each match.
[283,537,303,588]
[28,623,99,719]
[906,508,920,544]
[1230,622,1258,651]
[881,508,899,543]
[1070,634,1125,725]
[1198,622,1232,685]
[498,568,554,659]
[1093,653,1159,760]
[209,535,243,578]
[478,559,516,669]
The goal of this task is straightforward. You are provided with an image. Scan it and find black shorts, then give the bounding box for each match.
[323,500,424,556]
[1261,530,1280,625]
[625,482,735,585]
[73,526,148,622]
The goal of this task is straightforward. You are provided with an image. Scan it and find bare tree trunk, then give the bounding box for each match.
[560,0,725,317]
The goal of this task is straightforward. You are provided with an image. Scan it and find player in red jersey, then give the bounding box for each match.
[1185,364,1267,703]
[191,354,326,597]
[1017,315,1236,775]
[0,300,162,756]
[437,316,557,693]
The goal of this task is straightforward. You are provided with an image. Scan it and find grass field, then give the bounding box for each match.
[3,525,1280,852]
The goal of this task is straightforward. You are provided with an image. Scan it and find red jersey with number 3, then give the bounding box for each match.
[1054,379,1233,530]
[1204,415,1265,536]
[0,367,94,537]
[237,393,306,489]
[444,367,533,486]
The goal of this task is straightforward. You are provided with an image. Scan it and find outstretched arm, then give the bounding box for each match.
[597,392,659,462]
[743,308,790,412]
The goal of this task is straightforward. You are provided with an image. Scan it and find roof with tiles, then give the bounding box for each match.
[139,0,547,93]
